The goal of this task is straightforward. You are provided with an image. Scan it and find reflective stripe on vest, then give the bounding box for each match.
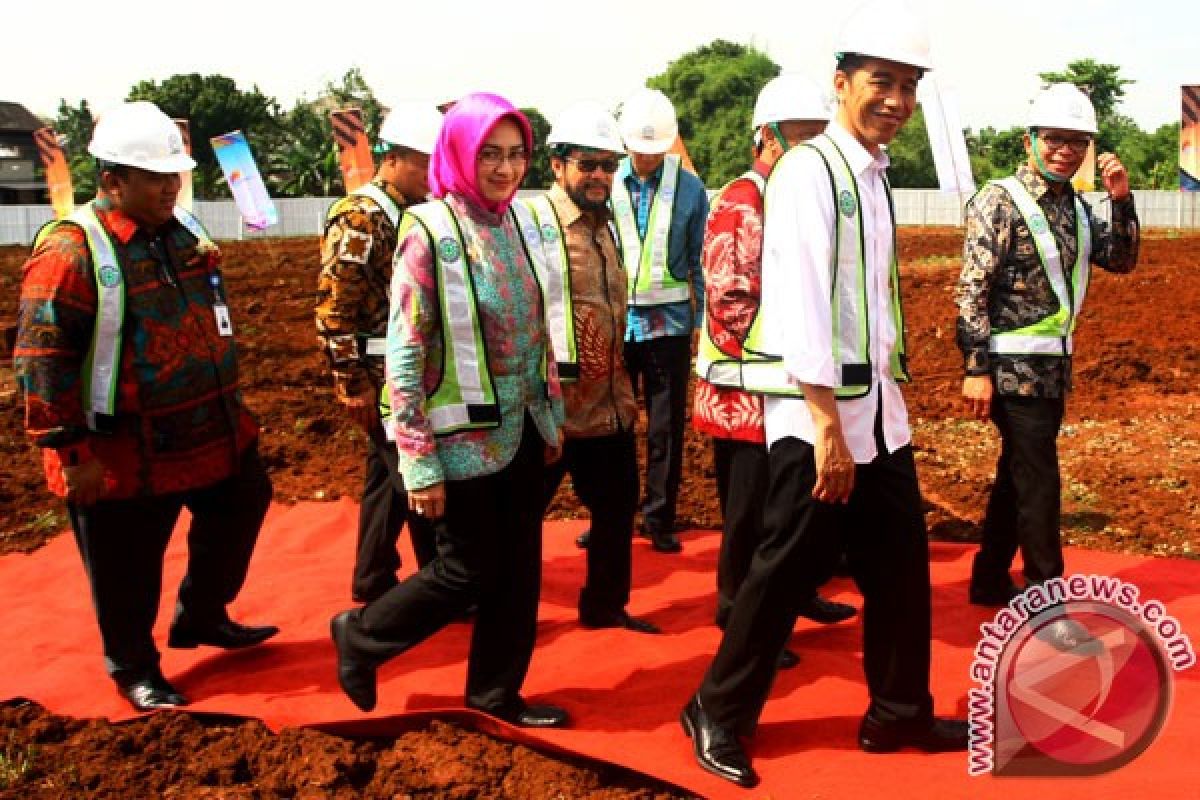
[739,135,909,399]
[987,177,1092,357]
[350,182,402,229]
[612,153,690,306]
[695,171,773,389]
[517,195,579,382]
[398,200,502,436]
[33,204,215,432]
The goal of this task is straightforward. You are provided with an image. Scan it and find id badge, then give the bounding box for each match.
[214,304,234,336]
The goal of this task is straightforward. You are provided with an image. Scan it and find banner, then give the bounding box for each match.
[1072,140,1096,193]
[32,127,74,219]
[668,135,698,178]
[1183,85,1200,191]
[173,119,193,211]
[330,108,375,192]
[919,79,975,195]
[210,131,277,231]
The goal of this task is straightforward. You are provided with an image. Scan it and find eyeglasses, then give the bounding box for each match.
[1039,134,1092,154]
[565,156,621,174]
[477,147,529,168]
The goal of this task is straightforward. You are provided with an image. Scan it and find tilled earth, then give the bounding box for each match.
[2,229,1198,797]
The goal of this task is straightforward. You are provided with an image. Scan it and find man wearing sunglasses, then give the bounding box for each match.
[531,102,659,635]
[956,83,1139,614]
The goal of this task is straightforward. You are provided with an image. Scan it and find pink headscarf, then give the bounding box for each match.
[428,92,533,214]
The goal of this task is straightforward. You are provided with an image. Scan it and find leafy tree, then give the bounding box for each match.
[967,125,1027,183]
[647,40,779,187]
[521,107,553,189]
[886,106,938,188]
[127,74,278,198]
[51,98,97,202]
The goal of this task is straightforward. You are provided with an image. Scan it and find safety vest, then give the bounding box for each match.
[738,135,910,399]
[987,176,1092,357]
[349,181,402,229]
[32,203,215,432]
[695,170,771,389]
[519,194,579,382]
[612,153,690,307]
[383,199,549,435]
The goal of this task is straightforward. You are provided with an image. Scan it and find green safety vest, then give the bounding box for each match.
[520,194,579,382]
[381,199,550,435]
[987,176,1092,357]
[33,202,216,432]
[734,135,910,399]
[611,153,690,307]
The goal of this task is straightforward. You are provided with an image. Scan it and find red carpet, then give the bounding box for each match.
[2,499,1198,798]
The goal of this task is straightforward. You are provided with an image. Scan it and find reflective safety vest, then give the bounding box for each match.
[695,170,771,389]
[382,199,549,435]
[987,176,1092,357]
[612,153,690,307]
[519,194,579,382]
[33,203,216,432]
[349,182,402,229]
[737,135,910,399]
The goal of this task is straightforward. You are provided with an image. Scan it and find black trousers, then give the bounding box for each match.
[623,334,691,534]
[354,421,437,603]
[543,431,639,618]
[342,416,546,714]
[699,435,933,735]
[67,446,273,686]
[973,395,1066,590]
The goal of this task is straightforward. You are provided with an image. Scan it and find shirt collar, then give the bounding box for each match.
[92,194,148,245]
[547,183,583,227]
[1015,163,1066,203]
[826,121,890,177]
[621,156,663,189]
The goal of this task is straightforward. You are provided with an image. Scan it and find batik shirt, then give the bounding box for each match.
[956,164,1140,397]
[316,179,410,401]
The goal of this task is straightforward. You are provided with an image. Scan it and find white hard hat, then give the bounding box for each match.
[1028,83,1098,135]
[835,0,934,71]
[379,102,443,155]
[88,101,196,173]
[752,73,832,129]
[618,88,678,155]
[547,101,624,152]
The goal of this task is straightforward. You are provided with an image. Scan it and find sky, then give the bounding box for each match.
[7,0,1197,135]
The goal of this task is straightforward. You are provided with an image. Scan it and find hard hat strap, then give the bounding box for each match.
[769,122,791,155]
[1030,131,1070,184]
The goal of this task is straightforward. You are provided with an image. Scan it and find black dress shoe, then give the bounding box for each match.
[858,713,969,753]
[579,609,661,634]
[471,701,569,728]
[118,673,188,712]
[968,582,1023,607]
[330,611,377,712]
[575,529,591,548]
[650,531,682,554]
[168,617,279,650]
[777,648,800,670]
[797,594,857,625]
[680,696,758,788]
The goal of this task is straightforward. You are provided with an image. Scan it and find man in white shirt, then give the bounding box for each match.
[679,3,967,788]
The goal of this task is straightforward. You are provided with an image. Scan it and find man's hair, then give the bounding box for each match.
[550,143,604,161]
[95,159,128,180]
[836,52,926,80]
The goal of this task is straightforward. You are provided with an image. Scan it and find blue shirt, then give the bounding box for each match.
[615,157,708,342]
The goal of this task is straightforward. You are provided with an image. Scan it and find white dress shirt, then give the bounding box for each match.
[760,121,911,463]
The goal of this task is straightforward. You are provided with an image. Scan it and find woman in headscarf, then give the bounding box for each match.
[330,93,568,728]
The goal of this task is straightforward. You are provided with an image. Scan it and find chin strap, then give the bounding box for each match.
[769,122,791,155]
[1031,130,1069,183]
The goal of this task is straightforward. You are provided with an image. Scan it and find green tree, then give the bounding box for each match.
[887,106,938,188]
[127,74,278,198]
[647,40,779,187]
[521,107,553,189]
[967,125,1027,183]
[51,98,97,202]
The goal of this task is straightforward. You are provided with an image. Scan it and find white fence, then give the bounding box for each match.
[3,190,1198,246]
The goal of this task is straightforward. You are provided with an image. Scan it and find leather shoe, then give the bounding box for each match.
[680,695,758,788]
[168,617,279,650]
[797,594,857,625]
[330,611,377,712]
[118,673,188,712]
[575,529,591,548]
[650,531,682,554]
[969,582,1023,607]
[580,609,661,634]
[1037,618,1103,655]
[471,701,569,728]
[778,648,800,670]
[858,713,969,753]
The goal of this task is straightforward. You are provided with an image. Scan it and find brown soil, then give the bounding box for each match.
[2,228,1199,797]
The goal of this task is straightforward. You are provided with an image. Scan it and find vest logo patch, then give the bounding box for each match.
[98,264,122,288]
[540,223,558,243]
[1030,214,1049,234]
[838,189,856,218]
[437,236,461,263]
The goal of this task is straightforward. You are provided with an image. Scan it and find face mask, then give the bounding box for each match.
[1030,130,1069,184]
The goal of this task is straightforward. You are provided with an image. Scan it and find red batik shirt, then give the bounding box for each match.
[692,161,769,444]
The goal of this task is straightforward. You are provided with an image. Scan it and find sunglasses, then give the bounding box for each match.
[1039,134,1092,154]
[566,156,621,174]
